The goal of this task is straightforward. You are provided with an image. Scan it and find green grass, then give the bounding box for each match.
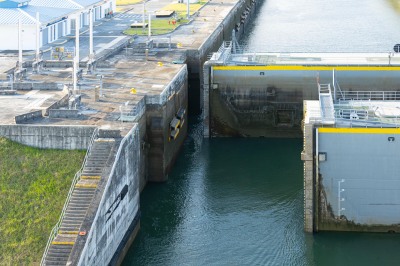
[124,18,189,35]
[123,1,207,36]
[0,138,85,265]
[117,0,142,5]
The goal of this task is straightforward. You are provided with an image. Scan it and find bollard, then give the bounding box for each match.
[95,86,100,102]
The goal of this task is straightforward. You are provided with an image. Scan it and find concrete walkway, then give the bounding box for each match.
[20,0,240,63]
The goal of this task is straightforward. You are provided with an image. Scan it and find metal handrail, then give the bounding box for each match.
[40,127,99,266]
[338,91,400,101]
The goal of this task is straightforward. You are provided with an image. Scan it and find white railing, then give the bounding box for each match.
[338,91,400,101]
[40,127,99,266]
[335,109,368,120]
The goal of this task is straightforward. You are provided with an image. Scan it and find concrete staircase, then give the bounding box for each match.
[43,139,114,266]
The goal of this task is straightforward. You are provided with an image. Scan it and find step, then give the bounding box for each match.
[68,200,91,206]
[72,188,93,197]
[81,171,104,176]
[86,155,109,160]
[64,211,86,217]
[60,226,80,232]
[44,260,69,266]
[60,222,82,228]
[45,256,69,264]
[90,148,112,153]
[65,206,87,211]
[47,249,72,257]
[81,175,101,180]
[70,194,94,200]
[61,217,84,223]
[85,161,107,166]
[66,206,89,212]
[52,234,76,245]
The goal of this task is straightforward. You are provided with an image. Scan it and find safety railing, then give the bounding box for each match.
[335,109,368,120]
[40,127,99,266]
[338,91,400,101]
[332,103,400,127]
[226,51,397,66]
[210,41,233,63]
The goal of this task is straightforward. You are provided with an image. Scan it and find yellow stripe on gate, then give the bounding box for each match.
[213,65,400,71]
[318,128,400,134]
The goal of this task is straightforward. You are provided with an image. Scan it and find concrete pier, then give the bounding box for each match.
[302,92,400,233]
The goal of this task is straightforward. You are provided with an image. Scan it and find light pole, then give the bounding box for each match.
[35,12,40,62]
[89,9,94,62]
[148,12,153,39]
[73,14,80,96]
[18,19,23,73]
[187,0,190,19]
[143,1,146,32]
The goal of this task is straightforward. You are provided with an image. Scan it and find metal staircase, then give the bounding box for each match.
[41,134,115,266]
[318,83,335,125]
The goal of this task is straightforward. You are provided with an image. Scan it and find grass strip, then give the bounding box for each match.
[0,138,85,265]
[124,1,207,36]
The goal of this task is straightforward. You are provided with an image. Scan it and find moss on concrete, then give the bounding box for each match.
[0,137,85,265]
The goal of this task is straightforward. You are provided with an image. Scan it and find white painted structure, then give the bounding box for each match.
[0,0,116,50]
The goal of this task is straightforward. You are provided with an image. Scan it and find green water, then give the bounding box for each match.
[122,0,400,263]
[122,119,400,265]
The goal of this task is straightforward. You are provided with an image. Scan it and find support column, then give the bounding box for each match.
[73,15,80,96]
[203,61,211,138]
[301,116,315,232]
[148,12,151,39]
[18,19,22,72]
[89,9,94,60]
[35,12,40,61]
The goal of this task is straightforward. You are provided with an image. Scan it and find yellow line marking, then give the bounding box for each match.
[213,65,400,71]
[318,127,400,134]
[75,184,98,188]
[52,241,75,245]
[81,175,101,180]
[58,231,79,235]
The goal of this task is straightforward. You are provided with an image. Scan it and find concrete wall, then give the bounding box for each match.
[77,125,141,265]
[0,24,36,50]
[146,66,188,182]
[207,67,400,137]
[187,0,260,114]
[14,110,43,124]
[0,125,96,149]
[316,128,400,232]
[301,119,314,233]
